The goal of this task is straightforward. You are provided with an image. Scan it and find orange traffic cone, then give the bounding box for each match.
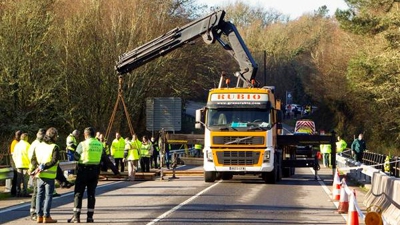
[338,178,349,214]
[347,190,359,225]
[332,168,341,201]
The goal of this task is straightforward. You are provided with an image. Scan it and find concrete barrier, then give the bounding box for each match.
[365,174,394,211]
[338,154,400,225]
[363,171,383,207]
[381,179,400,225]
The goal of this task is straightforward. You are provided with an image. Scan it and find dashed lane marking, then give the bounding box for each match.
[147,180,221,225]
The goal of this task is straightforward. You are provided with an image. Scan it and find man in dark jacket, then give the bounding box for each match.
[351,133,367,162]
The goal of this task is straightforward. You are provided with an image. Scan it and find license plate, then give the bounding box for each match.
[229,167,245,171]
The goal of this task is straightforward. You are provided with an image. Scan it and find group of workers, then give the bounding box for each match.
[8,126,172,223]
[319,133,367,167]
[107,132,170,181]
[10,127,103,223]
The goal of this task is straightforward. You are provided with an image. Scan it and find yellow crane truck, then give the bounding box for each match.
[115,10,336,183]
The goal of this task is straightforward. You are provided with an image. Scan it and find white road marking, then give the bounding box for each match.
[310,168,347,221]
[147,180,221,225]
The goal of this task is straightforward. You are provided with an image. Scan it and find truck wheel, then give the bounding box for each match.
[263,155,279,184]
[283,168,290,177]
[221,172,233,180]
[262,171,276,184]
[204,171,216,182]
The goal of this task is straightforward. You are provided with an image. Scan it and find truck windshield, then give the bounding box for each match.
[207,108,271,130]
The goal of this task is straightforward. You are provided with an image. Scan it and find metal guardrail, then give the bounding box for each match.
[390,156,400,177]
[0,153,12,167]
[170,148,197,158]
[0,151,68,166]
[59,161,77,171]
[0,167,13,180]
[0,151,69,181]
[341,150,400,178]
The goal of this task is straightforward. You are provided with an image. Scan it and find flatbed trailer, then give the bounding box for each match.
[278,133,337,179]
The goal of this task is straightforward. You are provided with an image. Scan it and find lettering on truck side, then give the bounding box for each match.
[211,93,268,101]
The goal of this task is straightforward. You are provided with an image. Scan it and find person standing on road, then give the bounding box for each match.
[28,128,74,221]
[139,135,153,172]
[9,130,22,197]
[292,106,300,119]
[194,143,202,158]
[336,135,347,156]
[12,133,31,197]
[320,143,331,168]
[286,105,291,119]
[165,142,171,170]
[150,136,159,169]
[97,132,120,175]
[28,128,46,220]
[351,133,367,163]
[124,134,141,181]
[66,130,79,175]
[111,132,125,173]
[31,127,60,223]
[68,127,103,223]
[318,130,331,167]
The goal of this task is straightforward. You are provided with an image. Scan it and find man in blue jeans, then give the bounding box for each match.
[29,128,74,221]
[31,127,60,223]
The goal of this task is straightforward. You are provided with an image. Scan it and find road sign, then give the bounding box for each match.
[286,91,292,105]
[146,97,181,132]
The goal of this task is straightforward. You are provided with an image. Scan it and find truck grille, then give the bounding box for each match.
[213,136,264,145]
[216,151,260,165]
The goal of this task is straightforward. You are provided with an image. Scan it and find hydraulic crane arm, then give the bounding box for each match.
[115,10,258,87]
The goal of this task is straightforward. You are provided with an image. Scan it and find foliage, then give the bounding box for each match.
[0,0,399,155]
[335,0,400,151]
[0,0,60,136]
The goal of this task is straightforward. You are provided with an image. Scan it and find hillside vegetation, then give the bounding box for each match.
[0,0,399,155]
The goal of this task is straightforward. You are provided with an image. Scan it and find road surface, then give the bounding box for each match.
[0,166,365,224]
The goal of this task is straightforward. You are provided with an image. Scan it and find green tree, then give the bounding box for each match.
[336,0,400,152]
[0,0,59,134]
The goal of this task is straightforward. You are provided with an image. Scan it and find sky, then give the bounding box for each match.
[194,0,349,19]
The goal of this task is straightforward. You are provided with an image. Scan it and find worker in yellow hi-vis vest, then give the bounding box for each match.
[320,144,331,168]
[111,132,125,173]
[68,127,103,223]
[124,134,141,181]
[194,144,202,158]
[30,127,60,223]
[12,133,30,197]
[336,135,347,156]
[140,136,153,172]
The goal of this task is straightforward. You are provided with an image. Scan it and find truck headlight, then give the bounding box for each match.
[206,150,213,162]
[263,151,270,162]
